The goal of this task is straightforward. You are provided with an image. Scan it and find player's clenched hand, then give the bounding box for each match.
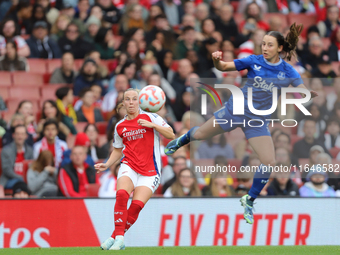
[137,119,155,128]
[212,51,222,61]
[94,163,107,173]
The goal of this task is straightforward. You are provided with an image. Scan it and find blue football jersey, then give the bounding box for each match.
[229,54,303,119]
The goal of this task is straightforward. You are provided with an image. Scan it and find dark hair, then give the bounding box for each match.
[41,100,62,122]
[277,132,291,143]
[62,51,74,59]
[84,123,99,133]
[201,18,214,35]
[43,118,58,132]
[266,23,303,61]
[16,100,32,113]
[120,59,137,79]
[94,27,110,48]
[55,86,71,100]
[3,40,22,69]
[214,155,228,165]
[0,18,19,37]
[13,124,26,133]
[182,25,195,34]
[32,4,48,24]
[327,117,340,127]
[304,116,317,124]
[154,14,167,20]
[79,87,92,98]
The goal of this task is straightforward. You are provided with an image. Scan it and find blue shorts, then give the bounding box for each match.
[213,106,271,140]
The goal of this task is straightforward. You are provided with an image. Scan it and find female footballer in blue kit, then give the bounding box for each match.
[165,23,318,224]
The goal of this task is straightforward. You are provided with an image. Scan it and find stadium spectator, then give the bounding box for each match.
[37,100,72,141]
[26,21,61,59]
[214,4,239,42]
[0,18,30,57]
[297,104,327,138]
[239,2,269,32]
[33,118,68,168]
[73,58,104,96]
[122,39,143,71]
[74,0,90,22]
[326,77,340,112]
[154,49,174,83]
[175,26,199,59]
[84,15,101,44]
[202,171,235,197]
[0,125,33,189]
[329,25,340,62]
[58,145,98,197]
[145,5,164,31]
[163,168,201,197]
[171,58,192,96]
[197,134,234,159]
[84,123,106,161]
[145,14,174,46]
[98,161,120,198]
[86,50,109,79]
[323,117,340,150]
[12,181,31,198]
[302,36,330,72]
[299,167,336,197]
[148,72,176,103]
[197,37,219,77]
[61,132,95,167]
[162,156,187,192]
[36,0,59,25]
[16,100,37,139]
[293,118,327,159]
[2,114,34,147]
[102,74,129,113]
[317,5,340,38]
[5,0,33,34]
[95,0,121,25]
[201,18,215,39]
[117,59,141,89]
[306,145,325,180]
[0,40,28,71]
[50,14,71,42]
[120,28,146,55]
[58,22,94,59]
[94,27,115,60]
[290,0,316,14]
[27,150,58,197]
[31,4,50,29]
[235,171,254,196]
[274,133,299,166]
[237,0,268,14]
[76,88,104,124]
[49,52,78,84]
[74,84,103,111]
[238,29,266,59]
[119,4,144,35]
[266,168,300,196]
[156,0,184,27]
[55,86,78,128]
[268,16,284,34]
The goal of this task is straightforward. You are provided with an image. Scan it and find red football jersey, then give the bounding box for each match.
[112,109,170,176]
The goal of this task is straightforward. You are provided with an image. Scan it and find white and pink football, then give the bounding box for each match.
[139,85,166,113]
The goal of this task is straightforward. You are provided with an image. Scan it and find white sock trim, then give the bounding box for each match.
[116,235,124,241]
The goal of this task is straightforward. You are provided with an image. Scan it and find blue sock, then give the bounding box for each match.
[179,126,199,146]
[248,164,272,200]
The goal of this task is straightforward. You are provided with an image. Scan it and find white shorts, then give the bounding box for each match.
[117,164,160,193]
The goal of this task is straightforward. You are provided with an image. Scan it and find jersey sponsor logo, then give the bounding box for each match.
[253,76,275,92]
[254,65,262,71]
[122,127,127,132]
[123,129,146,138]
[277,71,285,80]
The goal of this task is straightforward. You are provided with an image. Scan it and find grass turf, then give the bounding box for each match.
[2,246,340,255]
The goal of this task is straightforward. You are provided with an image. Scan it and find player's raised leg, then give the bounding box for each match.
[240,136,275,224]
[165,116,225,155]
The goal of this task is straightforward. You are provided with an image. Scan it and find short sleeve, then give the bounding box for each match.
[14,36,27,48]
[112,124,123,148]
[234,55,254,71]
[289,68,303,87]
[148,113,170,128]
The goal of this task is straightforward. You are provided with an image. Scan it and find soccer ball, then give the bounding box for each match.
[139,85,166,113]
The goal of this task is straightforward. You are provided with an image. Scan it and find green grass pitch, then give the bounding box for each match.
[2,246,340,255]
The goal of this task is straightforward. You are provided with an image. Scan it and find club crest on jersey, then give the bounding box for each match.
[277,71,285,80]
[254,65,261,71]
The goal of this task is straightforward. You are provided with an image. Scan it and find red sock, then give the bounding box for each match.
[111,189,129,238]
[111,200,144,238]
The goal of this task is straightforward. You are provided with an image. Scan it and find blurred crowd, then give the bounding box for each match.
[0,0,340,198]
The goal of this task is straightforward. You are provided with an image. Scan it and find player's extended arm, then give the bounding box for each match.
[95,147,123,172]
[296,84,318,100]
[212,51,237,72]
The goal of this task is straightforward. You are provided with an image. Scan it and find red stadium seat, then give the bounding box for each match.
[6,99,40,113]
[96,122,108,135]
[0,87,9,100]
[27,59,47,74]
[264,13,288,29]
[66,134,76,148]
[171,60,179,71]
[2,111,14,122]
[9,87,41,100]
[46,59,62,73]
[287,14,316,38]
[12,72,45,86]
[75,122,88,133]
[230,1,239,12]
[87,183,100,197]
[0,72,12,85]
[329,147,340,158]
[41,85,66,100]
[74,59,84,70]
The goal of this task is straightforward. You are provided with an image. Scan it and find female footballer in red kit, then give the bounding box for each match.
[95,88,175,250]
